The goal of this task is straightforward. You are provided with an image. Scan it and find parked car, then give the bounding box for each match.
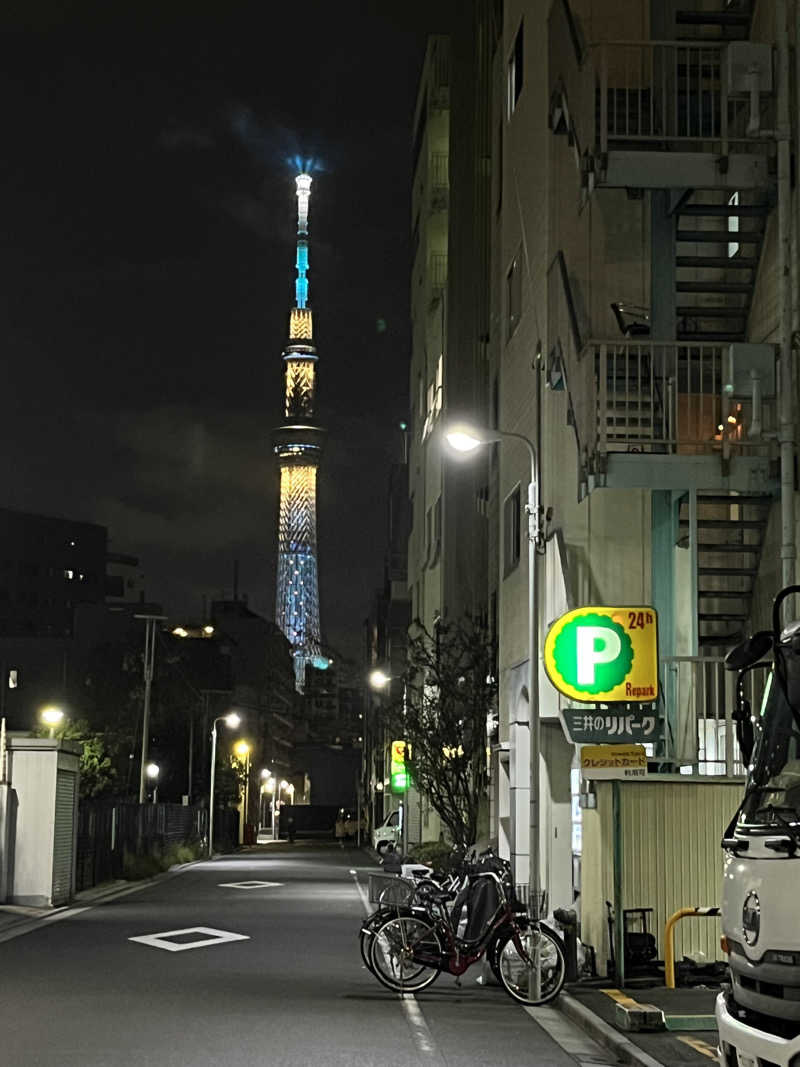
[372,809,401,853]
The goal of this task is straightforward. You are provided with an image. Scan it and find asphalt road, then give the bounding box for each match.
[0,843,619,1066]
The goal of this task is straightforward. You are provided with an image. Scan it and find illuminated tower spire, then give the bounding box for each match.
[273,173,324,687]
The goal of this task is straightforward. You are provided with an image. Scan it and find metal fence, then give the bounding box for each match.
[587,340,774,462]
[662,655,767,777]
[75,800,213,892]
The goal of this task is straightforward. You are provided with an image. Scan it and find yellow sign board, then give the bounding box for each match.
[544,606,658,703]
[580,744,648,780]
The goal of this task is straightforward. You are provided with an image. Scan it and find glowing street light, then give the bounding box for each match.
[234,741,252,846]
[146,762,160,803]
[40,706,64,738]
[208,712,242,858]
[172,626,189,638]
[368,668,391,690]
[203,625,215,636]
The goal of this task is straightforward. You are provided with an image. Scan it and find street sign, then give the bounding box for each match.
[544,606,659,703]
[562,708,659,745]
[390,740,409,793]
[580,744,648,780]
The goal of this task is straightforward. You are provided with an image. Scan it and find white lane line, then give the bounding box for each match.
[350,868,448,1066]
[525,1004,617,1066]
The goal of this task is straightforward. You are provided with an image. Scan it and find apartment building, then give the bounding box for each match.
[417,0,799,972]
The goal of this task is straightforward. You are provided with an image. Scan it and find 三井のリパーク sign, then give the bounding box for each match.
[544,606,658,703]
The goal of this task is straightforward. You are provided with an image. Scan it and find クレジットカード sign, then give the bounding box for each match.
[544,606,658,703]
[580,744,648,780]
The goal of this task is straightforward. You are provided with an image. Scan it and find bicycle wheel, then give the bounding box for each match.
[495,924,566,1006]
[360,908,403,971]
[369,915,442,993]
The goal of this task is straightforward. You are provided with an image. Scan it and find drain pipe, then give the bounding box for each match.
[777,0,796,590]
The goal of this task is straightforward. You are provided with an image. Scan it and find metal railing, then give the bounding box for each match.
[548,0,772,168]
[430,152,449,190]
[662,655,767,776]
[594,41,732,153]
[586,340,774,464]
[429,252,448,299]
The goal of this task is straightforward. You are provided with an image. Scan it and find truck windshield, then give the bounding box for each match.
[742,670,800,826]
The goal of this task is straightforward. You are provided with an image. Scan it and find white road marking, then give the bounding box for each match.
[350,868,448,1065]
[217,881,283,889]
[128,926,250,952]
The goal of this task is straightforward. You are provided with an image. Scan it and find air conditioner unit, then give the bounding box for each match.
[725,42,773,95]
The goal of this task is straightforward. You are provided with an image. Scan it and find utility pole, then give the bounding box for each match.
[135,614,166,804]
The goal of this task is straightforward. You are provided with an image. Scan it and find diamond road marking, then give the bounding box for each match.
[217,881,283,889]
[128,927,250,952]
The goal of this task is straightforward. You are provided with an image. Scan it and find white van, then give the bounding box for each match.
[372,809,401,853]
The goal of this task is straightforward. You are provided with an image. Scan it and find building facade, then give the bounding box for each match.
[412,0,800,970]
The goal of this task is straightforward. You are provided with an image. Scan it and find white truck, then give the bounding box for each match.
[717,585,800,1067]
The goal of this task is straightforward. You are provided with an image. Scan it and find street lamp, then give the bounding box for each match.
[208,711,242,858]
[40,706,64,738]
[146,762,160,803]
[444,420,543,917]
[234,740,251,845]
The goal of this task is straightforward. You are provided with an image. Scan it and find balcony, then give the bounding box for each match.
[570,339,777,492]
[548,1,773,193]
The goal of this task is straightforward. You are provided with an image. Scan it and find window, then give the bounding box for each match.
[728,191,740,258]
[507,20,524,119]
[503,485,522,575]
[507,254,522,339]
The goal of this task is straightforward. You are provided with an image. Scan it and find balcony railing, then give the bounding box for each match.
[581,340,774,471]
[594,41,736,154]
[548,0,773,173]
[662,655,768,777]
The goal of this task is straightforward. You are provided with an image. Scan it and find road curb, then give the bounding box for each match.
[558,991,666,1067]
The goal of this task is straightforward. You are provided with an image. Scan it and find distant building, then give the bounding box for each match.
[0,508,108,638]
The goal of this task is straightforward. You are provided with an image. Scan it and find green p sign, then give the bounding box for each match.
[544,606,658,703]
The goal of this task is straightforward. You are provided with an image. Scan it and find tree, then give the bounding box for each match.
[382,619,497,848]
[33,718,117,798]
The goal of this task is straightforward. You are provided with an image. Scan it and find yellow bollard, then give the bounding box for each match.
[664,906,721,988]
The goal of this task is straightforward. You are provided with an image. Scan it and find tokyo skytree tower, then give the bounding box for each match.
[273,173,324,686]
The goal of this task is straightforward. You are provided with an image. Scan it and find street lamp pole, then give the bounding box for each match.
[135,614,166,804]
[444,424,542,920]
[208,712,241,859]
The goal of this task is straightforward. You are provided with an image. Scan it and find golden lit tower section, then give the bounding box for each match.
[273,173,325,687]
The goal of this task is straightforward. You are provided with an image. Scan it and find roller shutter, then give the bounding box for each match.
[52,771,76,905]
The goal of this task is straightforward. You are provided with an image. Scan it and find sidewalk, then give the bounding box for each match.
[561,982,720,1065]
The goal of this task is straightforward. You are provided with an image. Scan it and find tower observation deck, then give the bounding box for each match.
[273,173,325,687]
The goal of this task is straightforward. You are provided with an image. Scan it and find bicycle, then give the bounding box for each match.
[367,857,566,1005]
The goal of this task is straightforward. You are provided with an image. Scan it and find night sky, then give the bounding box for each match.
[2,1,454,661]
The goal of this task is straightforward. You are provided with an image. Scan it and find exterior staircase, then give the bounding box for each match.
[675,190,769,343]
[678,492,772,648]
[675,2,752,42]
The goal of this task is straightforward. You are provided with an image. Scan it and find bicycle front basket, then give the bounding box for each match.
[368,873,415,907]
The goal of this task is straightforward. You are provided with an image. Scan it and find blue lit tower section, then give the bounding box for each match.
[273,173,324,687]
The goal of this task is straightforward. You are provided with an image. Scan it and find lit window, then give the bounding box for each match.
[507,20,524,119]
[728,191,739,258]
[63,569,74,580]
